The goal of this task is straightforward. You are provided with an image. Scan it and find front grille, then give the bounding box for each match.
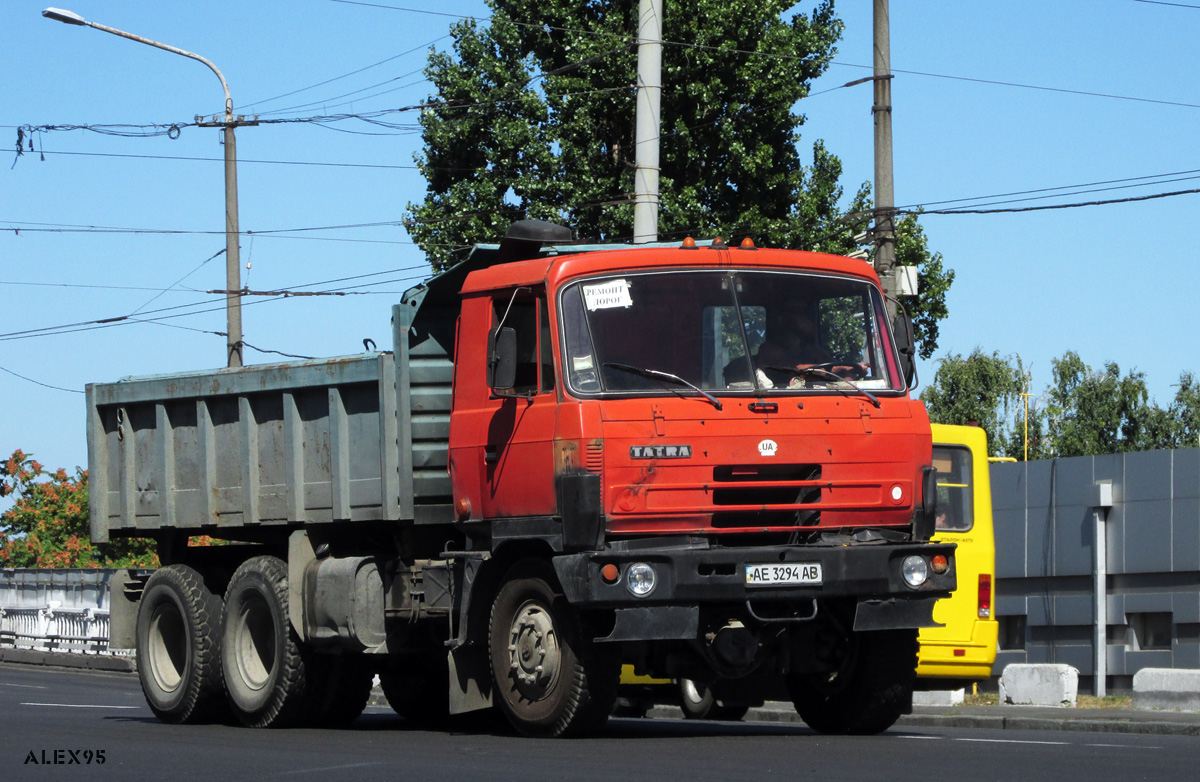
[711,463,822,529]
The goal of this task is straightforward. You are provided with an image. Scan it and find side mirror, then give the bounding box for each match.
[488,326,518,391]
[892,311,917,388]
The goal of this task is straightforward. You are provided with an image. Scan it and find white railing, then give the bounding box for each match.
[0,569,121,655]
[0,603,110,653]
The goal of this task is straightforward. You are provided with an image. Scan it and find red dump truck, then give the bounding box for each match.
[89,220,953,737]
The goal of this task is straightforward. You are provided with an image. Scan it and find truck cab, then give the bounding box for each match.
[440,225,955,735]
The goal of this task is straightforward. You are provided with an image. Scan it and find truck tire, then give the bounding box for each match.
[302,654,374,727]
[221,555,308,728]
[787,628,918,735]
[678,679,750,722]
[488,560,618,737]
[135,564,226,724]
[380,652,450,723]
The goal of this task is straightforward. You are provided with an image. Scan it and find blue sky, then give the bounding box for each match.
[2,0,1198,498]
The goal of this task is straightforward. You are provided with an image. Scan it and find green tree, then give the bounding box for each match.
[0,450,156,568]
[920,349,1028,457]
[406,1,953,354]
[1044,351,1171,457]
[894,213,954,360]
[1168,371,1200,448]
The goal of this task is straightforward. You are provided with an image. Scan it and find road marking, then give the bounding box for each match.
[266,761,385,777]
[1084,743,1161,750]
[0,683,45,689]
[959,738,1069,746]
[22,702,140,709]
[895,735,942,740]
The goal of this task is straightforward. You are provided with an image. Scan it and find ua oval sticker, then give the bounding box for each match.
[758,439,778,457]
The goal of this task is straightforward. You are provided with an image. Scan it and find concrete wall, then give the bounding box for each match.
[991,448,1200,693]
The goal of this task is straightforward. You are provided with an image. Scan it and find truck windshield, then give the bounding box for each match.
[559,269,903,397]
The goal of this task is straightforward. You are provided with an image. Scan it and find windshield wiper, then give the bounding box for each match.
[763,366,881,409]
[603,363,723,410]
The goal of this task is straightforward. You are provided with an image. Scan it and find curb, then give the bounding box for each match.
[898,712,1200,737]
[647,701,1200,737]
[0,648,135,673]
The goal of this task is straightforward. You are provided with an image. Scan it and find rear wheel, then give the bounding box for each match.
[135,564,225,723]
[787,628,918,735]
[678,679,750,721]
[303,654,374,727]
[221,555,308,728]
[380,651,451,724]
[488,560,618,737]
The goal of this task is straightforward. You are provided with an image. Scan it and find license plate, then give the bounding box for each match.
[745,562,823,587]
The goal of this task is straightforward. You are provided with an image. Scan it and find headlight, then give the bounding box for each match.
[901,555,928,588]
[626,562,657,597]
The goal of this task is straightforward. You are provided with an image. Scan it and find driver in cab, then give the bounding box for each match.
[755,309,866,388]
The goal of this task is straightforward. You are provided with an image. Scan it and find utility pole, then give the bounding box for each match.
[196,110,258,367]
[43,7,253,368]
[873,0,898,315]
[633,0,663,244]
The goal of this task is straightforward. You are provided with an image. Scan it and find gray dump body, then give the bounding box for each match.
[86,297,456,543]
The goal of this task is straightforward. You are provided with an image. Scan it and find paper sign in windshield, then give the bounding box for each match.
[583,280,633,311]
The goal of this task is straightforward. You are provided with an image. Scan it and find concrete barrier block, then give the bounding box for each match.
[1133,668,1200,712]
[913,688,965,706]
[999,664,1078,707]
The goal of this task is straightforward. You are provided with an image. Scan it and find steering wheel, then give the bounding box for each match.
[804,362,868,381]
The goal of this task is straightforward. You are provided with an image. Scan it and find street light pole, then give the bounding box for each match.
[43,7,246,367]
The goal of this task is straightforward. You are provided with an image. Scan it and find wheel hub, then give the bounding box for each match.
[507,602,561,700]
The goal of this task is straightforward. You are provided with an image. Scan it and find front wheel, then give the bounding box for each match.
[488,560,618,737]
[678,679,750,721]
[787,628,918,735]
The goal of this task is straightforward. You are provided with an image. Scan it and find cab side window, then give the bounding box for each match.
[492,292,553,396]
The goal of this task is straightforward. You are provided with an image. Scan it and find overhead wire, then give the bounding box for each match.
[0,364,83,395]
[239,34,449,112]
[130,248,225,316]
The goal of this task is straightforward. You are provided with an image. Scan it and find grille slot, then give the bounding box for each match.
[585,442,604,473]
[711,463,822,529]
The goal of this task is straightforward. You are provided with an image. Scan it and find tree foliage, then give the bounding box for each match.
[922,351,1200,459]
[1043,351,1183,457]
[0,450,157,568]
[406,0,954,356]
[920,349,1027,457]
[894,214,954,360]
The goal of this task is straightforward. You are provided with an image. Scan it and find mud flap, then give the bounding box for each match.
[595,605,699,643]
[853,597,942,631]
[448,647,493,715]
[556,472,604,552]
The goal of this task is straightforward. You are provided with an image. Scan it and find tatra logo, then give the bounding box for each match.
[630,445,693,459]
[758,439,778,457]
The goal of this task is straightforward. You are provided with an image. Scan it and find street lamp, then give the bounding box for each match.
[43,7,246,368]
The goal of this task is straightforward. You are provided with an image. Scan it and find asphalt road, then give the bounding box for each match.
[3,663,1196,782]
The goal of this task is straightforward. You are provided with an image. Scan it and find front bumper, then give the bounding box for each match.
[552,537,957,640]
[554,538,956,605]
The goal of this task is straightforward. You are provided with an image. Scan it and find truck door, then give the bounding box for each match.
[452,288,558,520]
